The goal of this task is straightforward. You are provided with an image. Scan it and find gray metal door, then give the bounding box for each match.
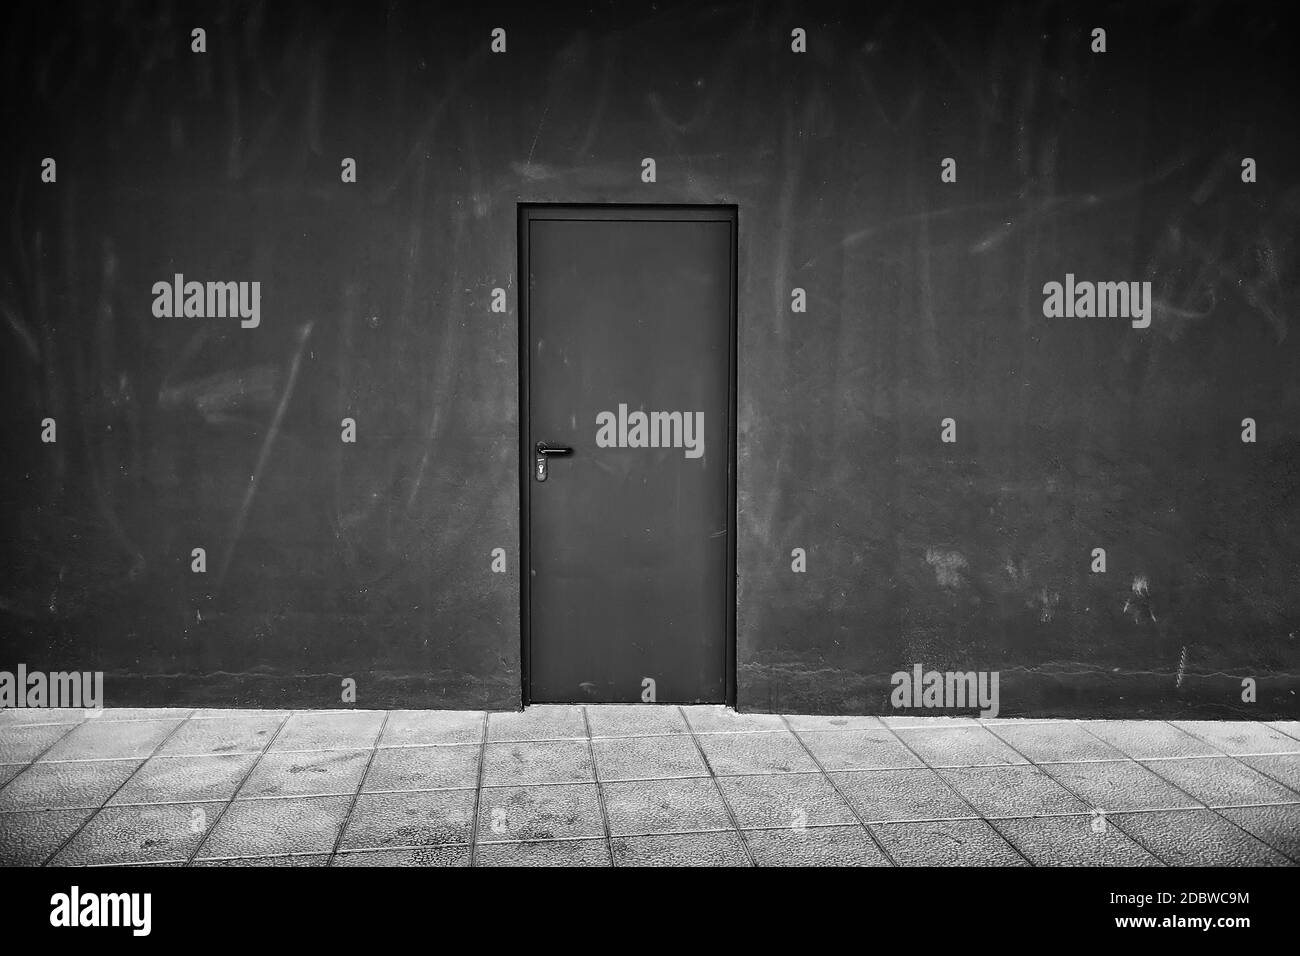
[520,205,736,704]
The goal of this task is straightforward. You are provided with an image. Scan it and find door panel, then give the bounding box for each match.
[522,206,735,704]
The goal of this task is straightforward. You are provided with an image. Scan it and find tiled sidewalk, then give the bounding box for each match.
[1,706,1298,866]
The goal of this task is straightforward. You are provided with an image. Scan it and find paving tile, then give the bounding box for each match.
[0,809,94,865]
[0,759,142,811]
[40,719,180,761]
[585,705,689,737]
[936,766,1091,818]
[475,838,611,866]
[869,819,1026,865]
[269,712,384,751]
[477,784,604,842]
[784,715,884,732]
[378,710,485,748]
[193,854,329,867]
[602,777,733,836]
[695,731,817,775]
[611,831,750,866]
[681,707,786,734]
[1113,810,1294,866]
[487,706,586,742]
[156,715,283,755]
[51,803,207,865]
[991,816,1159,866]
[1239,754,1300,794]
[1141,757,1300,808]
[988,722,1127,763]
[1080,721,1219,759]
[1172,720,1300,755]
[591,735,709,781]
[718,774,857,829]
[0,709,85,726]
[110,754,257,804]
[831,769,976,823]
[339,790,476,850]
[796,729,924,771]
[1040,761,1201,812]
[362,745,479,792]
[1216,805,1300,861]
[482,740,593,786]
[332,846,469,867]
[191,709,291,720]
[196,795,351,858]
[893,726,1029,767]
[0,724,74,763]
[745,825,890,866]
[237,750,370,798]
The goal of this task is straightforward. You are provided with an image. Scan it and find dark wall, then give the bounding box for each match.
[2,0,1297,716]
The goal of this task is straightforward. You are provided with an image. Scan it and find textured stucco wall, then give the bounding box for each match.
[1,0,1297,715]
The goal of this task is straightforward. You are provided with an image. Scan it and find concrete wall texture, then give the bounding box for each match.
[2,0,1297,716]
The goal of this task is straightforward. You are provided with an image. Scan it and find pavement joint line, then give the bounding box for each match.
[874,717,1037,866]
[0,713,194,727]
[467,711,489,867]
[1138,750,1300,761]
[40,716,191,867]
[24,801,1295,819]
[678,705,757,867]
[460,837,605,842]
[781,715,899,866]
[580,706,617,867]
[327,712,391,865]
[375,740,499,749]
[191,849,339,864]
[333,843,472,853]
[1135,755,1300,798]
[184,712,292,866]
[88,859,189,867]
[23,801,1292,820]
[17,792,1290,814]
[1266,722,1300,743]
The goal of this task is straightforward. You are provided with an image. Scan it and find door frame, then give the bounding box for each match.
[517,203,738,707]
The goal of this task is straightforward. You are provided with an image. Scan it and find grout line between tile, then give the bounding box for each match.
[1266,722,1300,743]
[874,719,1036,866]
[326,712,390,865]
[678,706,756,866]
[580,707,617,867]
[468,712,489,867]
[781,715,899,866]
[184,713,292,865]
[41,717,192,866]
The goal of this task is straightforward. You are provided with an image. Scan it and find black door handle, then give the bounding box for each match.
[535,441,573,456]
